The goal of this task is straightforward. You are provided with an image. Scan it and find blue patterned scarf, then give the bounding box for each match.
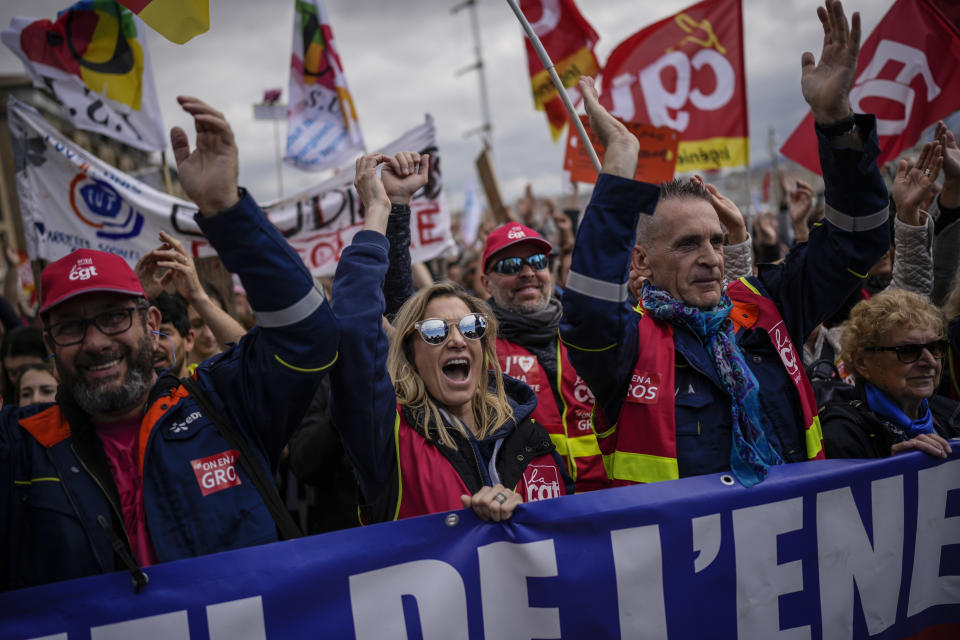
[863,382,934,439]
[641,282,783,487]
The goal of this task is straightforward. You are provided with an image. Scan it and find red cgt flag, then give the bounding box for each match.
[781,0,960,175]
[521,0,600,141]
[599,0,748,173]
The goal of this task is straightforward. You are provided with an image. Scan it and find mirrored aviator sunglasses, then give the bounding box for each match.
[490,253,548,275]
[414,313,488,345]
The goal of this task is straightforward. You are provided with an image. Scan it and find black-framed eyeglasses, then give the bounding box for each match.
[413,314,488,346]
[864,339,949,364]
[44,305,147,346]
[489,253,548,276]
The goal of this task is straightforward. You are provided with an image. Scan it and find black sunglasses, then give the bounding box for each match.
[865,339,949,364]
[413,314,488,346]
[489,253,548,276]
[45,305,147,347]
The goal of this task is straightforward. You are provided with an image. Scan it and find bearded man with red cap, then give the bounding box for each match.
[0,97,338,590]
[477,222,611,492]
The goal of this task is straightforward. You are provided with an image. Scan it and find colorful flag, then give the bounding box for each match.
[521,0,600,141]
[600,0,748,172]
[1,1,166,152]
[116,0,208,44]
[285,0,364,172]
[781,0,960,175]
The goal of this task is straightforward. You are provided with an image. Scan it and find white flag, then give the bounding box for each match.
[460,178,483,248]
[2,2,166,152]
[284,0,364,171]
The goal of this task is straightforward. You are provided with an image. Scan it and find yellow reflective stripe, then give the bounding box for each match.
[595,418,616,439]
[549,432,570,457]
[274,351,339,373]
[555,340,577,480]
[14,477,61,485]
[633,301,645,314]
[603,450,679,484]
[806,415,824,460]
[559,336,618,353]
[737,276,761,296]
[846,267,868,279]
[392,411,402,521]
[567,433,602,459]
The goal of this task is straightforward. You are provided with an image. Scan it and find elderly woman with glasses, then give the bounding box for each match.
[818,288,960,459]
[329,152,570,525]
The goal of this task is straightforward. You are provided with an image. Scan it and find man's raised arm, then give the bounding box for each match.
[171,96,338,466]
[760,0,891,346]
[560,78,655,413]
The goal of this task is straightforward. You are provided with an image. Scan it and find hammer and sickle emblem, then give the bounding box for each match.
[668,13,727,55]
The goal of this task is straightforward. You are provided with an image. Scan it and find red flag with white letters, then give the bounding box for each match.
[521,0,600,141]
[599,0,747,172]
[780,0,960,175]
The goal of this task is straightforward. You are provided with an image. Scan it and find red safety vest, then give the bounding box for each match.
[377,405,568,521]
[596,278,825,485]
[497,338,611,492]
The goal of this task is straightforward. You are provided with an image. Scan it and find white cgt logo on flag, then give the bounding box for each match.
[850,39,942,136]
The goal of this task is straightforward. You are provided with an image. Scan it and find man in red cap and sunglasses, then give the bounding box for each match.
[480,222,610,492]
[0,97,338,591]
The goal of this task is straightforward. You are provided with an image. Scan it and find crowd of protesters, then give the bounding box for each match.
[1,0,960,591]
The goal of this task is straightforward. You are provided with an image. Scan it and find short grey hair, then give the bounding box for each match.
[635,179,713,249]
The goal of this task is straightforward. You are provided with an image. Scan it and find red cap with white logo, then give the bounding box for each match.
[482,222,553,273]
[40,249,145,314]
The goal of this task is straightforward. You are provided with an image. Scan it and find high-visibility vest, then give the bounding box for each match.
[596,277,825,485]
[364,405,568,522]
[497,338,610,492]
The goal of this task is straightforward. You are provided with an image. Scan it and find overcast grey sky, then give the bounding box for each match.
[0,0,891,210]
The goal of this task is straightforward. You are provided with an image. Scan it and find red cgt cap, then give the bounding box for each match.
[40,249,145,314]
[482,222,553,273]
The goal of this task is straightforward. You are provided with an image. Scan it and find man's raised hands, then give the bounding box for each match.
[578,76,639,179]
[800,0,861,125]
[170,97,240,217]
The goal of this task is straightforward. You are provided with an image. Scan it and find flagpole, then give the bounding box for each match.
[504,0,601,175]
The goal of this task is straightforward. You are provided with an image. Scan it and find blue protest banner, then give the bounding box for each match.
[2,452,960,639]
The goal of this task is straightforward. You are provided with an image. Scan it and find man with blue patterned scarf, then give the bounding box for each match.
[560,0,890,487]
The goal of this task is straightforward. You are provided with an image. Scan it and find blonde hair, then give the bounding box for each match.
[387,282,514,449]
[841,288,945,381]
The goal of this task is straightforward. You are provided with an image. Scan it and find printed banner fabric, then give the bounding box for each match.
[780,0,960,175]
[521,0,600,141]
[117,0,209,45]
[8,98,452,277]
[564,115,679,184]
[1,1,167,152]
[284,0,365,172]
[600,0,748,172]
[2,452,960,638]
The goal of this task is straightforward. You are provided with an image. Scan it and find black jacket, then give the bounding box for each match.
[816,381,960,458]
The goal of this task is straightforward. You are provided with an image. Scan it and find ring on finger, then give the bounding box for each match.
[924,168,932,176]
[494,492,507,504]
